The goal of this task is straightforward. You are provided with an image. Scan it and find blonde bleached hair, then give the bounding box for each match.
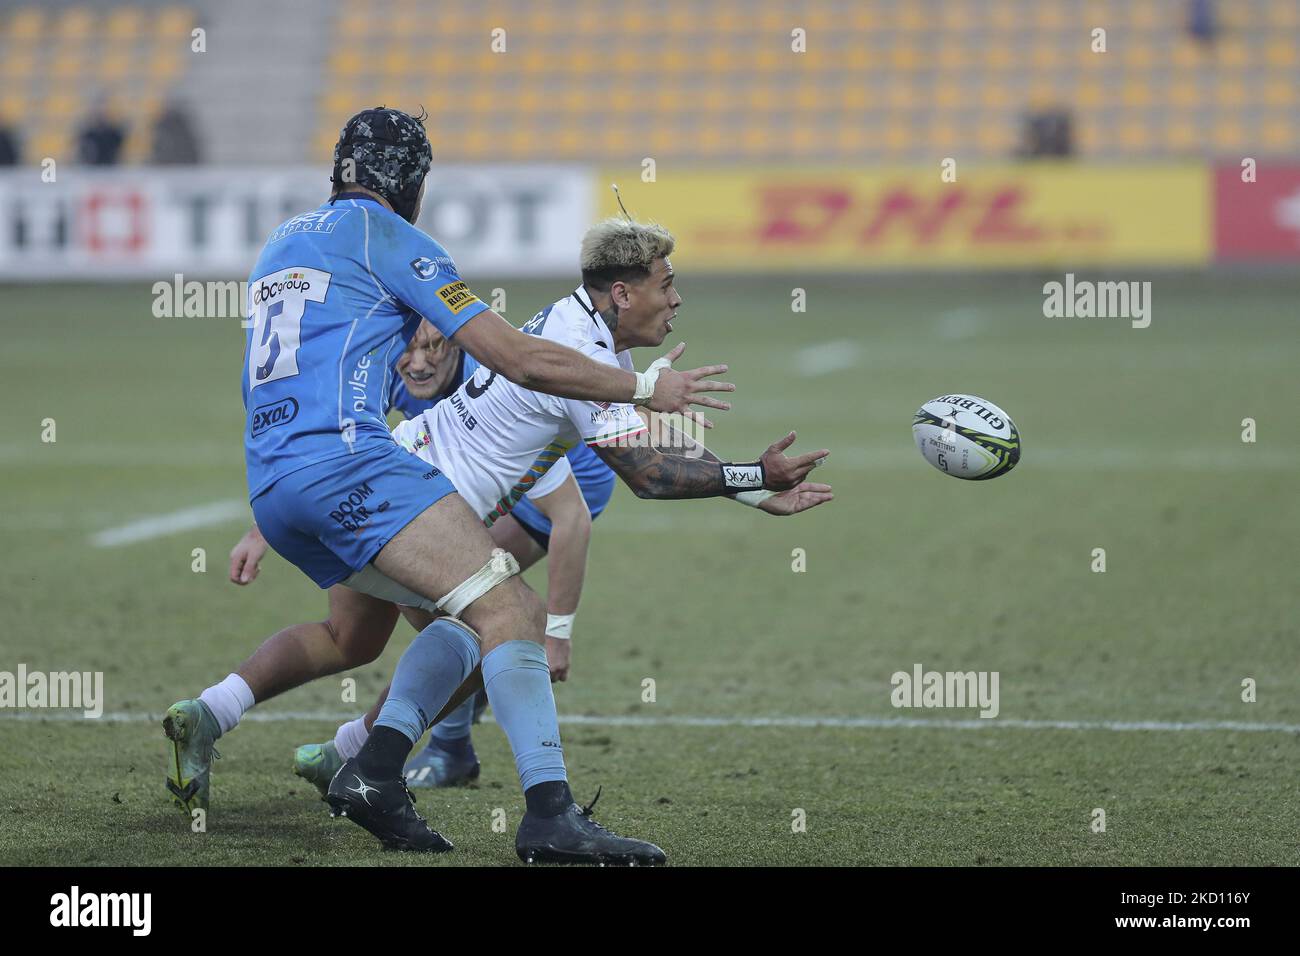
[580,217,675,290]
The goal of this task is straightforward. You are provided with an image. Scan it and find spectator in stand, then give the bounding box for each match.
[1189,0,1217,44]
[0,124,20,165]
[151,100,202,164]
[76,98,127,165]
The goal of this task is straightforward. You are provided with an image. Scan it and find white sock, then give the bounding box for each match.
[334,716,370,760]
[198,674,255,735]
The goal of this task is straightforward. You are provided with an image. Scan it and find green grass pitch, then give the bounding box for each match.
[1,273,1297,866]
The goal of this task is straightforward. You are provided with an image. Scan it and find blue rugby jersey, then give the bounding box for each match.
[242,194,489,499]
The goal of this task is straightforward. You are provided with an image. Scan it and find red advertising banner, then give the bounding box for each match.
[1214,165,1300,261]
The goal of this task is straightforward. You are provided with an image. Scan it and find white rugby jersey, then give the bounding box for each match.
[390,285,647,525]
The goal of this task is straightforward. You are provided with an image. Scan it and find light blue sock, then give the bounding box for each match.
[481,640,567,791]
[373,619,480,745]
[429,695,474,748]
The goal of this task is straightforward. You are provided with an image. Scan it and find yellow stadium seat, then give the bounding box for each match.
[981,83,1011,110]
[44,89,80,121]
[937,43,968,72]
[1171,40,1206,70]
[98,51,133,82]
[796,85,821,112]
[790,124,819,155]
[1034,6,1066,32]
[8,7,43,40]
[153,51,183,82]
[934,83,963,110]
[1076,83,1105,109]
[57,7,95,41]
[51,53,84,81]
[1265,40,1297,69]
[156,7,193,39]
[0,93,24,123]
[1214,82,1246,109]
[928,121,959,152]
[1169,81,1199,109]
[890,45,919,71]
[0,51,35,79]
[1121,81,1153,109]
[883,122,915,155]
[32,128,66,161]
[381,46,413,77]
[840,86,869,111]
[976,122,1013,155]
[1263,81,1295,107]
[105,8,143,41]
[742,125,773,155]
[1214,38,1249,69]
[697,124,726,157]
[1119,122,1150,150]
[1213,120,1245,151]
[1268,4,1299,29]
[331,48,365,78]
[834,123,869,155]
[1262,120,1294,151]
[1164,119,1198,152]
[886,83,916,111]
[1134,2,1164,30]
[982,44,1014,71]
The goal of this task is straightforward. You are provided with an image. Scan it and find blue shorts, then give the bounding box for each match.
[251,441,457,589]
[511,471,616,552]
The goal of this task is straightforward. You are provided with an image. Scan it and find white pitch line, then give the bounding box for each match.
[795,340,862,377]
[1,711,1297,733]
[90,499,249,548]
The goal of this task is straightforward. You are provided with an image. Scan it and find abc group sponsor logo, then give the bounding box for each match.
[252,271,312,305]
[250,396,299,437]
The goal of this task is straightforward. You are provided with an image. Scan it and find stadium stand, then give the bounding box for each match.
[0,0,1295,164]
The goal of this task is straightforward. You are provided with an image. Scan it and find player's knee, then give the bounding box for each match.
[467,579,545,653]
[326,616,386,668]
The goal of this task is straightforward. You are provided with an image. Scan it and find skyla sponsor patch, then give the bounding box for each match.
[436,280,481,314]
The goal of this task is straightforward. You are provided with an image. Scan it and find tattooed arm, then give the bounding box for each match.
[592,414,831,501]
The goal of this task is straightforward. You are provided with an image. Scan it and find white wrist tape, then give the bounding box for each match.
[633,354,673,406]
[545,613,575,640]
[436,548,520,618]
[733,489,777,508]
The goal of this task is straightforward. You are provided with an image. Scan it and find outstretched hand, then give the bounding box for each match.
[645,342,735,429]
[760,431,830,491]
[757,481,834,516]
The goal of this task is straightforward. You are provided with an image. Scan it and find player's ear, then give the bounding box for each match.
[611,280,631,310]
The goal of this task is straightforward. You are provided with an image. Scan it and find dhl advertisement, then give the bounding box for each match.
[598,165,1214,270]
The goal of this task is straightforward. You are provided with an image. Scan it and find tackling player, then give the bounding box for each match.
[229,320,615,788]
[164,107,734,865]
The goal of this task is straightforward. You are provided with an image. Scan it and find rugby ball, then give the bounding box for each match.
[912,394,1021,480]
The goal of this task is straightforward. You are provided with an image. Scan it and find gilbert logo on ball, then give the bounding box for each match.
[912,394,1020,480]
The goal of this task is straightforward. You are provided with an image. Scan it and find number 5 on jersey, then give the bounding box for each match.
[247,268,332,389]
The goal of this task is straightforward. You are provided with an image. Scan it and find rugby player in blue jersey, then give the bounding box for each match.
[163,107,737,865]
[227,319,614,788]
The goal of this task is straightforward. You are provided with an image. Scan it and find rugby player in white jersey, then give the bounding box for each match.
[313,217,832,862]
